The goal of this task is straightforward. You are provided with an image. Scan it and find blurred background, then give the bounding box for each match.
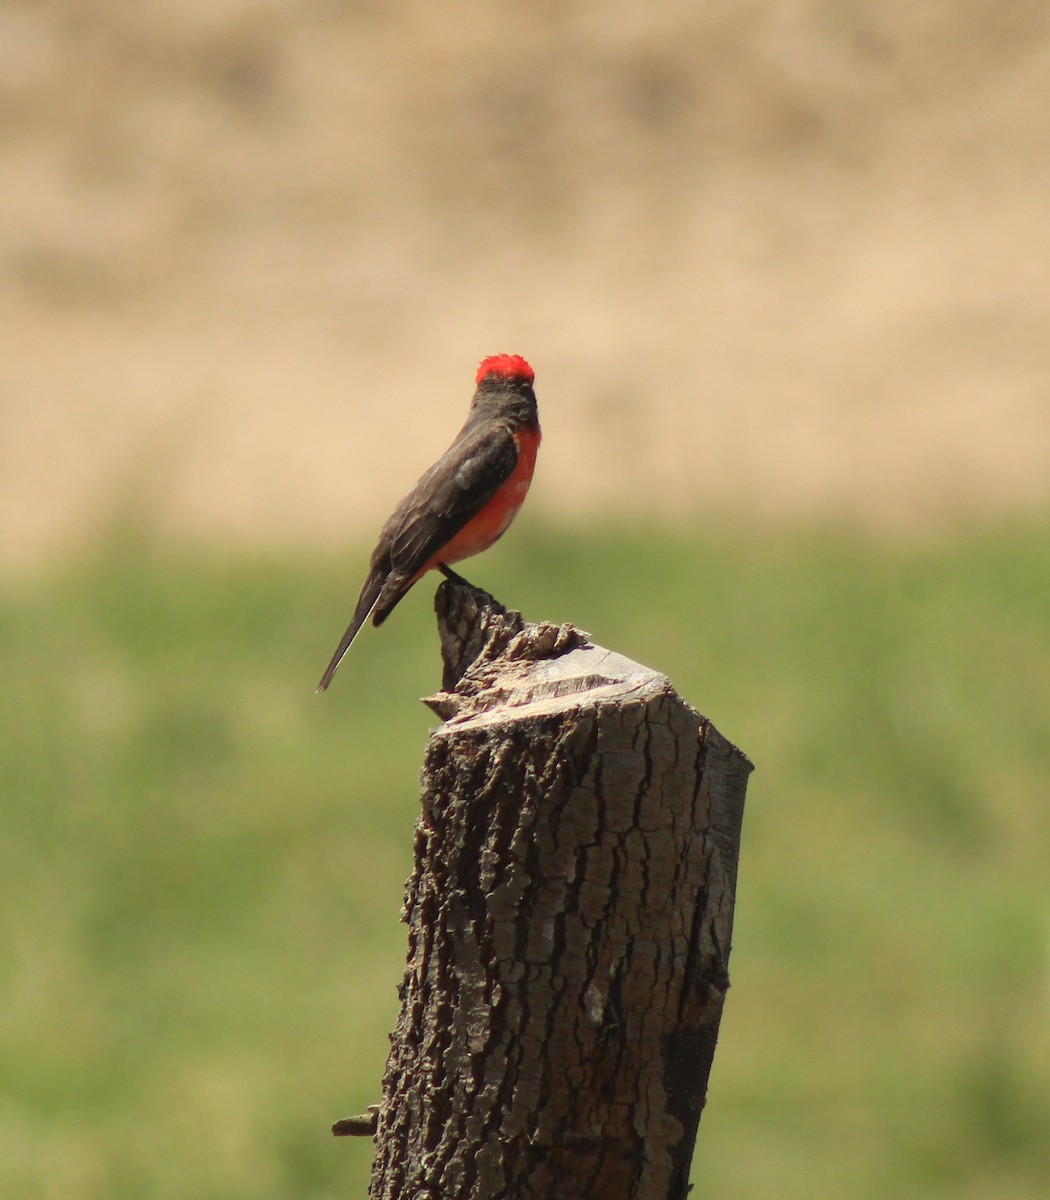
[1,2,1048,1197]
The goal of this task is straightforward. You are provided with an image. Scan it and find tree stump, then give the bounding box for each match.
[366,580,752,1200]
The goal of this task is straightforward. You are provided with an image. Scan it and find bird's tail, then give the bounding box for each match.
[316,575,383,692]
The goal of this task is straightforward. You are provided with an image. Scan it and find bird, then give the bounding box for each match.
[317,354,540,691]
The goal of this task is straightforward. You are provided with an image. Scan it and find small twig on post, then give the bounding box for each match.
[332,1107,380,1138]
[364,580,752,1200]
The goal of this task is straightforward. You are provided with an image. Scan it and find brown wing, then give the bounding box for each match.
[316,419,517,690]
[373,420,517,621]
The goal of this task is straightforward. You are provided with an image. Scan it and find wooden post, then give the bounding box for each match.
[363,580,751,1200]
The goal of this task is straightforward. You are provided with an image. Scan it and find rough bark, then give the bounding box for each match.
[367,580,752,1200]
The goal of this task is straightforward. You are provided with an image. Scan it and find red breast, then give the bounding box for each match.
[423,422,541,570]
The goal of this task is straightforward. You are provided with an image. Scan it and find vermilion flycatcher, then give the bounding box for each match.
[317,354,540,690]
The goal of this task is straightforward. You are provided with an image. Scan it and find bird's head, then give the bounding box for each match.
[472,354,538,427]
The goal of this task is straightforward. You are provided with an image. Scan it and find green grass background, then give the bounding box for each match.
[2,520,1047,1199]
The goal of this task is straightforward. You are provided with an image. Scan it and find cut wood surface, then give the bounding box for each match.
[367,580,752,1200]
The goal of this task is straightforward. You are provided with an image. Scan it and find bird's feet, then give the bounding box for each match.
[436,563,475,588]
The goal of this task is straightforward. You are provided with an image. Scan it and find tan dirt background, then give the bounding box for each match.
[2,1,1049,566]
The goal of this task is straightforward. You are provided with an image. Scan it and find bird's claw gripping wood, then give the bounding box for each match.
[436,563,475,588]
